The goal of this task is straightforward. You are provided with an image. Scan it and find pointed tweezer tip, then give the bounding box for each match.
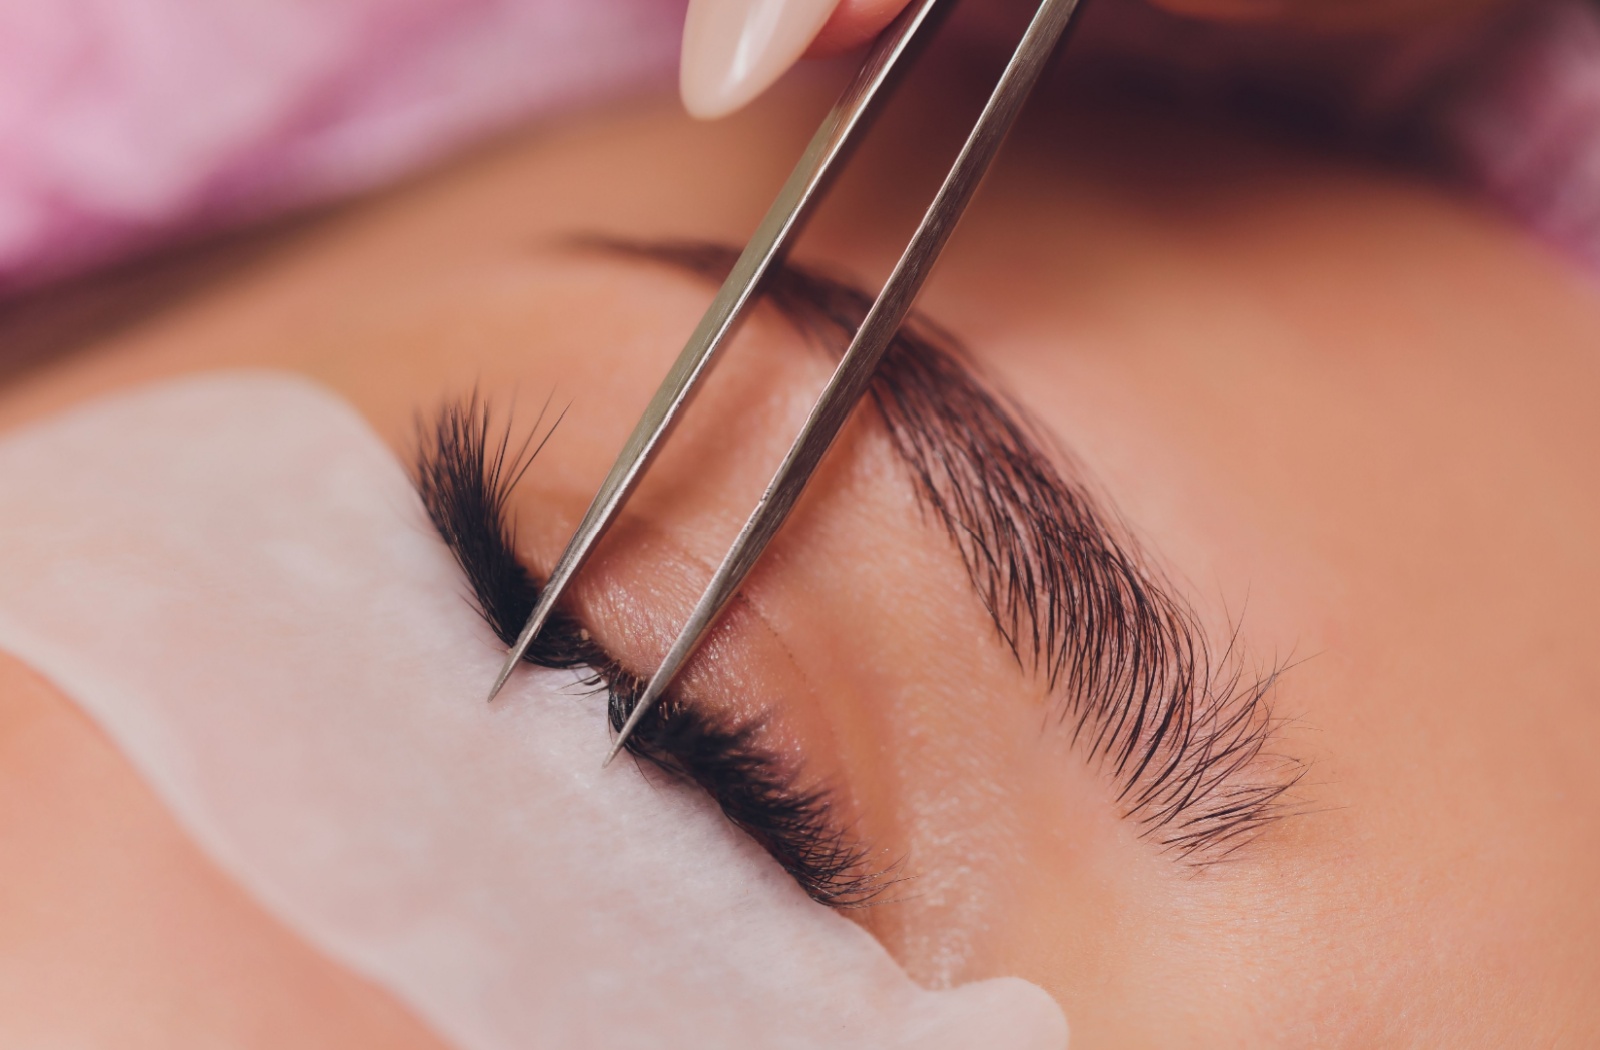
[601,703,647,768]
[484,653,520,705]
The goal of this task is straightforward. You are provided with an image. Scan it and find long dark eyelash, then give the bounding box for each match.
[587,239,1304,863]
[412,394,889,907]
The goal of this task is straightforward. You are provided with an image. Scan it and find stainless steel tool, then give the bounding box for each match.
[485,0,1087,765]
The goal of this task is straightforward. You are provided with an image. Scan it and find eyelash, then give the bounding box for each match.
[411,393,890,908]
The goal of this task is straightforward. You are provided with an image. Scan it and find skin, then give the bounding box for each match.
[1,57,1598,1049]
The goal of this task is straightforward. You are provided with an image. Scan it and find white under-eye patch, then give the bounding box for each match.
[0,373,1066,1050]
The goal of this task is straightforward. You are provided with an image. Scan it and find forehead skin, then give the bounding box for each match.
[1,75,1598,1046]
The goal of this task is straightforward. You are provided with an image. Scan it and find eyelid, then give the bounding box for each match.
[411,392,892,907]
[589,238,1304,863]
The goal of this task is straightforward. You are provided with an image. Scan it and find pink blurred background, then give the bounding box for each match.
[3,0,1598,294]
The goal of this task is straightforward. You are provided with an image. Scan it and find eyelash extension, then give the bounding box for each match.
[411,394,889,907]
[587,239,1304,863]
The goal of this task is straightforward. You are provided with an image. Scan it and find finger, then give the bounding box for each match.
[680,0,851,119]
[807,0,916,56]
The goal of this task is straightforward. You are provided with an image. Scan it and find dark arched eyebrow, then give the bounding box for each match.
[588,238,1302,861]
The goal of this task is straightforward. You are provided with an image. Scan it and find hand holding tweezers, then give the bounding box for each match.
[486,0,1087,764]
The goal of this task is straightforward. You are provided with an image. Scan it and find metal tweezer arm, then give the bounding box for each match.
[492,0,1087,767]
[603,0,1085,763]
[485,0,948,704]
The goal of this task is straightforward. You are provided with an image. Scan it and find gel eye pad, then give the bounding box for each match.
[0,373,1067,1049]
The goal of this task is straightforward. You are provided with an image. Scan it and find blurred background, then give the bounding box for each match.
[2,0,1596,369]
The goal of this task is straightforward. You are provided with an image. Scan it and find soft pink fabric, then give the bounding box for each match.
[1440,2,1600,272]
[0,0,685,291]
[3,0,1600,292]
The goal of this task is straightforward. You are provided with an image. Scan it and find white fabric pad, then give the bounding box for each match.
[0,373,1067,1050]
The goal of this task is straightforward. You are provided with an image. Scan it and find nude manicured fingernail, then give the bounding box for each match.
[680,0,843,120]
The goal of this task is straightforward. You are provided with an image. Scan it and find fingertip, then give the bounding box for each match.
[805,0,915,58]
[680,0,848,120]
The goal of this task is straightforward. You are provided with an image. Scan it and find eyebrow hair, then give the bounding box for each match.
[590,238,1302,861]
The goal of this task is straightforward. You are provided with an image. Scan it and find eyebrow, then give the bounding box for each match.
[419,237,1301,877]
[590,238,1302,861]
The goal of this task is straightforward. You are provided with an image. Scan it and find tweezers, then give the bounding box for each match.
[486,0,1087,764]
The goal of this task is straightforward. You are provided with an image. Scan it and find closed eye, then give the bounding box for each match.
[586,238,1304,862]
[415,235,1303,878]
[411,392,895,907]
